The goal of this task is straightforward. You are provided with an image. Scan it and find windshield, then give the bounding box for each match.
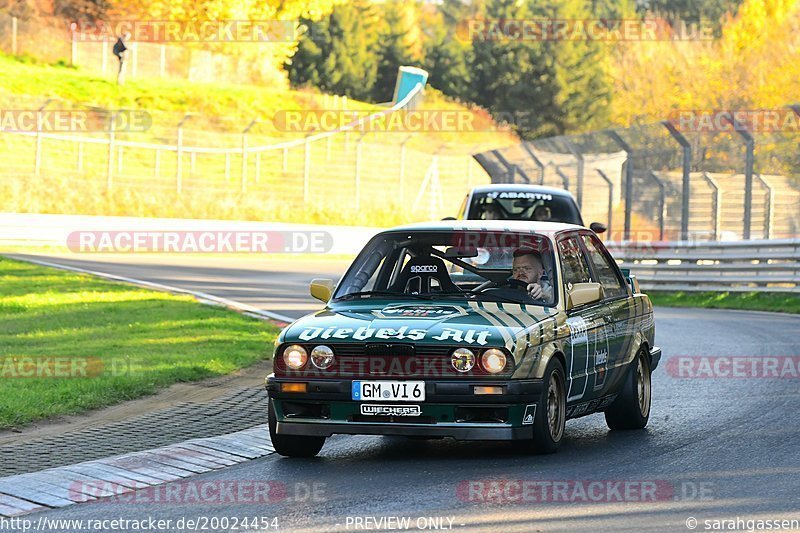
[334,230,557,306]
[467,191,583,225]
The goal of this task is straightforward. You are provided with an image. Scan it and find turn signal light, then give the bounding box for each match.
[282,382,308,393]
[473,386,504,395]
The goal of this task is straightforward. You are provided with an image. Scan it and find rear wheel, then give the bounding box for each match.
[268,398,326,457]
[605,349,651,430]
[514,358,566,454]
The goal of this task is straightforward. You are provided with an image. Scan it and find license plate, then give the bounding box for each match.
[352,381,425,402]
[360,405,422,416]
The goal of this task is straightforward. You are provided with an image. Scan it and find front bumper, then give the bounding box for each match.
[275,421,534,440]
[266,376,543,441]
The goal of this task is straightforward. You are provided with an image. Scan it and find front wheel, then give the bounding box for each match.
[514,357,566,454]
[268,398,326,458]
[605,348,651,430]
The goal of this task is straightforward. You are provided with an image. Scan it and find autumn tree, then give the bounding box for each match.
[421,0,474,102]
[372,1,425,102]
[288,0,380,100]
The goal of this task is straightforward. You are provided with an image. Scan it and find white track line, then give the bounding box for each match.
[6,255,296,324]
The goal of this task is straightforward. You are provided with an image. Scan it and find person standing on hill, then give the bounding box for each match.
[113,32,131,85]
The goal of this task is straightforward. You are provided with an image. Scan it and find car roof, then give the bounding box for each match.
[468,184,576,199]
[384,220,584,236]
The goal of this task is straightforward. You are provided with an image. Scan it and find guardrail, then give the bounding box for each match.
[2,214,797,293]
[611,239,800,293]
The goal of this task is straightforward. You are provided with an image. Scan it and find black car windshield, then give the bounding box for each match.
[334,231,557,306]
[467,190,583,225]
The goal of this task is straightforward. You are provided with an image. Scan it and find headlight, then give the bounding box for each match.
[481,348,507,374]
[310,345,335,369]
[451,347,476,372]
[283,344,308,370]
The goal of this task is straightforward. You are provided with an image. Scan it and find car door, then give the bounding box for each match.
[579,232,632,395]
[557,234,613,407]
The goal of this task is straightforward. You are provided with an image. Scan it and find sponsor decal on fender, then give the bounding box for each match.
[522,404,536,425]
[566,317,588,343]
[594,348,608,389]
[371,304,468,320]
[566,394,618,417]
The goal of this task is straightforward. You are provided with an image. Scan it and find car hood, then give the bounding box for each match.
[282,300,558,349]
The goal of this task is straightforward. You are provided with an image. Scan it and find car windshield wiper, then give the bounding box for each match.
[335,290,432,301]
[473,291,529,305]
[479,295,524,304]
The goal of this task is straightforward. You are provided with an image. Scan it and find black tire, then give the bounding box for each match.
[605,349,651,430]
[268,398,325,458]
[514,357,566,454]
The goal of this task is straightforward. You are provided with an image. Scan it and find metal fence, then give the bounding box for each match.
[0,14,288,86]
[475,110,800,242]
[0,89,492,222]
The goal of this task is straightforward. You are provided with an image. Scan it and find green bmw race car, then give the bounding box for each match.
[266,221,660,457]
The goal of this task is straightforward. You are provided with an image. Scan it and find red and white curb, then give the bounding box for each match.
[0,425,273,517]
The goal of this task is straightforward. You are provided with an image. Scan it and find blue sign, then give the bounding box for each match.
[393,66,428,105]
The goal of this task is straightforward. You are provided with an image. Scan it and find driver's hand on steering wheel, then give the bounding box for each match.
[526,283,543,299]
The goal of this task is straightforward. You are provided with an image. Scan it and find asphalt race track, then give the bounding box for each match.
[5,253,800,532]
[9,254,352,320]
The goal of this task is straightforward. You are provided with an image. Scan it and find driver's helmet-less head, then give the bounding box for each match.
[511,247,547,284]
[532,205,552,221]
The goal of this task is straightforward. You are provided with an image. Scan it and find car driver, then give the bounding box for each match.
[511,248,554,301]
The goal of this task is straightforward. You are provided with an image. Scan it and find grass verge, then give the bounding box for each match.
[0,256,279,429]
[648,291,800,314]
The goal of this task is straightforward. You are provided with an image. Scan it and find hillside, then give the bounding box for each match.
[0,53,517,225]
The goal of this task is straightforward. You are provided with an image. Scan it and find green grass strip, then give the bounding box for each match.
[0,256,278,428]
[649,290,800,314]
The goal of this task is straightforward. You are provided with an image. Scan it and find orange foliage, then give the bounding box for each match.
[610,0,800,125]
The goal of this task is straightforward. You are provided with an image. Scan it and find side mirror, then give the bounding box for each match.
[310,278,335,302]
[589,222,607,234]
[567,282,603,309]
